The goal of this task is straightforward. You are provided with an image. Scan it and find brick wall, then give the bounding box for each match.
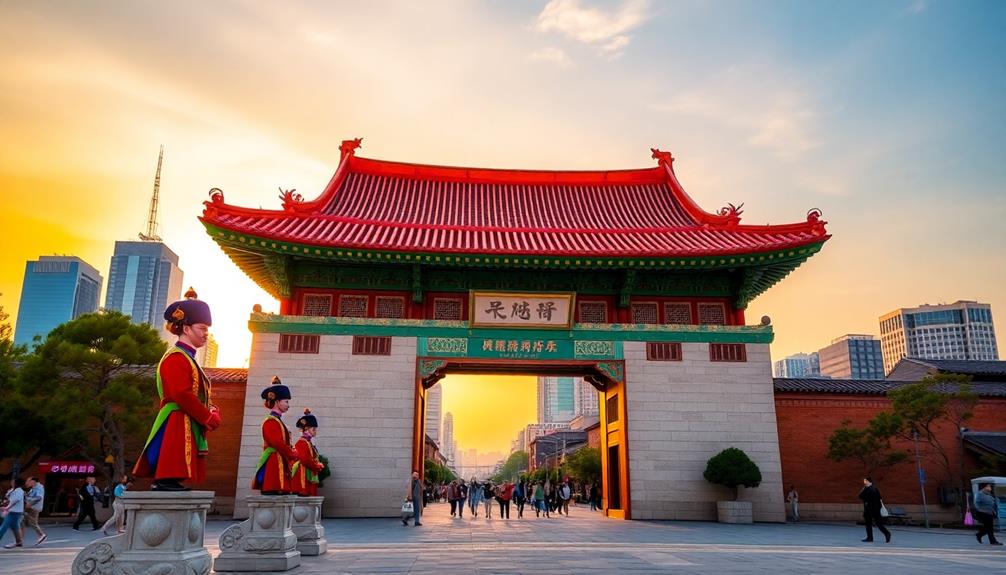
[775,393,1006,522]
[199,379,247,516]
[624,341,785,522]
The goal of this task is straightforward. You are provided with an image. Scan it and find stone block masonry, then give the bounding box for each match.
[624,342,785,522]
[234,333,417,519]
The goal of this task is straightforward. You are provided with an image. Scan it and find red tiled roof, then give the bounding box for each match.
[204,367,248,384]
[200,142,829,258]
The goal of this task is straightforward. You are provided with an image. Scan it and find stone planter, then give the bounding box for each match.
[716,500,753,524]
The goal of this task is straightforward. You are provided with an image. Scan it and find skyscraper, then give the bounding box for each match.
[537,376,598,423]
[879,301,998,373]
[425,385,443,443]
[196,334,219,368]
[442,412,455,468]
[104,241,183,341]
[818,335,884,380]
[14,256,103,347]
[773,352,822,378]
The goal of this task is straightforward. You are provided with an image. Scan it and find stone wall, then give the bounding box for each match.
[623,341,785,522]
[234,333,417,518]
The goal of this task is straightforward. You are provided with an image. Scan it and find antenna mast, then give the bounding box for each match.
[139,145,164,241]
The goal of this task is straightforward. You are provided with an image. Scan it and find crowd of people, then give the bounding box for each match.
[414,476,602,523]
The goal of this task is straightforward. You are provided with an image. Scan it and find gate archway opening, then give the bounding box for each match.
[413,357,630,519]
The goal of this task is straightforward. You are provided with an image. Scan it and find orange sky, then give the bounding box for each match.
[1,4,1004,456]
[439,374,538,457]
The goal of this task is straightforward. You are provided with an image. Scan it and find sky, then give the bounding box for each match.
[440,374,538,458]
[1,1,1004,450]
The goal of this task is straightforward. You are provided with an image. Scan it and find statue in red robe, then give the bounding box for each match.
[252,377,301,494]
[292,409,325,496]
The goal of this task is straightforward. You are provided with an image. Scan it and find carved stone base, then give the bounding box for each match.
[291,496,327,556]
[213,495,301,572]
[71,490,214,575]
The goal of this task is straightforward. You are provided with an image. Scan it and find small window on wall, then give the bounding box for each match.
[302,294,332,317]
[606,394,620,424]
[338,295,368,318]
[278,334,320,354]
[352,336,391,356]
[578,301,608,323]
[375,296,405,319]
[710,343,746,362]
[698,303,727,325]
[664,303,692,325]
[646,342,682,361]
[631,302,658,324]
[433,298,463,320]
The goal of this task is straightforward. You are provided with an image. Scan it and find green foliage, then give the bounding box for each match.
[827,418,908,475]
[564,447,601,483]
[317,454,332,485]
[424,458,456,484]
[16,311,166,481]
[703,447,762,501]
[491,450,529,482]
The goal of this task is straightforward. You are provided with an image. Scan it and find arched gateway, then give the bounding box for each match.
[201,140,829,521]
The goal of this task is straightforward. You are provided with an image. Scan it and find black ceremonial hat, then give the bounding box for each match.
[261,375,292,401]
[296,408,318,429]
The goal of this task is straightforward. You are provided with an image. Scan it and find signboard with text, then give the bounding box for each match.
[419,337,621,361]
[469,291,574,329]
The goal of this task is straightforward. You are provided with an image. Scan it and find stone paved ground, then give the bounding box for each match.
[3,502,1003,574]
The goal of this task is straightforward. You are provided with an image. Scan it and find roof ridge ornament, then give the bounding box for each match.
[279,187,304,212]
[716,203,744,227]
[806,208,828,236]
[340,138,363,161]
[202,188,226,218]
[650,148,674,168]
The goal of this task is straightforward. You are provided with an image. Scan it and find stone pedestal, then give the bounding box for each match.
[291,496,327,555]
[71,491,214,575]
[717,500,754,524]
[214,495,301,572]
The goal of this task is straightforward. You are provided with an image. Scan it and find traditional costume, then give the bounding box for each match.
[133,289,220,490]
[292,409,325,496]
[253,378,301,493]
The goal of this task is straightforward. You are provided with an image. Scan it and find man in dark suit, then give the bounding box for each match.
[72,475,101,531]
[858,476,891,543]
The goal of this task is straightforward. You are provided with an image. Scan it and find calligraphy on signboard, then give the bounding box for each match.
[469,291,574,329]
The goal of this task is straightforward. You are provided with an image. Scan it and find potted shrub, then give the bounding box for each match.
[703,447,762,523]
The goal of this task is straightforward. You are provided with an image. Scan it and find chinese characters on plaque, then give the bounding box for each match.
[481,338,560,359]
[470,292,574,329]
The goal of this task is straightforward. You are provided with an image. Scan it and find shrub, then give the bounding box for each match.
[703,447,762,501]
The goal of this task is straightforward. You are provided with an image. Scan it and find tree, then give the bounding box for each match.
[424,458,456,484]
[564,447,601,484]
[17,311,166,481]
[492,450,529,482]
[827,416,908,475]
[703,447,762,501]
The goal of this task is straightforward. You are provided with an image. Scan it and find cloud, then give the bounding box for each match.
[529,46,572,67]
[535,0,651,58]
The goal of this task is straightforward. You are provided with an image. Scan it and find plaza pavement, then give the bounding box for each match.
[2,502,1002,574]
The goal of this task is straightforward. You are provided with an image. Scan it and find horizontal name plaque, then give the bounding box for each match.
[469,291,574,329]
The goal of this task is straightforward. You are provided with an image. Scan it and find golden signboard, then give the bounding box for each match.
[469,291,575,329]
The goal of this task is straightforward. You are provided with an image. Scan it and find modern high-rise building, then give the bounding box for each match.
[537,376,598,423]
[425,385,443,444]
[773,352,822,378]
[196,334,219,368]
[879,301,998,374]
[13,256,103,347]
[104,241,183,341]
[818,335,884,380]
[442,412,455,467]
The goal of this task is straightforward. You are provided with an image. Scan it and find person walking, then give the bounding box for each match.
[468,478,482,517]
[402,470,422,527]
[72,476,102,531]
[786,484,800,522]
[858,477,891,543]
[482,481,495,519]
[513,479,526,518]
[533,480,548,518]
[497,481,514,519]
[448,480,459,517]
[974,483,1002,545]
[1,478,26,549]
[558,480,572,516]
[101,475,130,535]
[20,477,47,546]
[588,482,600,511]
[457,479,468,518]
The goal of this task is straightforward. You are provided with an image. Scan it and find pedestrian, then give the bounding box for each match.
[20,476,47,546]
[468,478,482,517]
[858,477,891,543]
[559,480,572,516]
[513,479,526,518]
[252,377,301,494]
[100,475,130,535]
[457,479,468,518]
[482,481,494,519]
[448,480,458,517]
[533,479,548,518]
[497,481,514,519]
[974,483,1002,545]
[72,476,102,531]
[402,470,422,527]
[786,484,800,522]
[133,289,221,491]
[1,478,26,549]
